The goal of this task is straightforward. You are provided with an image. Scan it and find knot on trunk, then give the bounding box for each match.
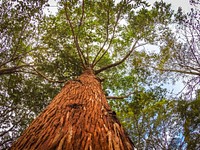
[67,103,83,109]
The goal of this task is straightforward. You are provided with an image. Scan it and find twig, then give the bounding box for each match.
[78,0,85,29]
[106,92,134,100]
[30,67,66,83]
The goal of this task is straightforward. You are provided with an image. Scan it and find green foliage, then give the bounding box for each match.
[0,0,81,149]
[127,1,173,42]
[177,91,200,149]
[36,14,83,80]
[1,0,199,149]
[149,1,200,97]
[110,87,185,149]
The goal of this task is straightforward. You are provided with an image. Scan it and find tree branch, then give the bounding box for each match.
[94,39,140,74]
[188,26,200,66]
[152,67,200,76]
[0,64,31,76]
[30,67,66,83]
[91,4,110,66]
[0,55,22,68]
[78,0,85,29]
[92,1,124,67]
[0,63,67,83]
[179,63,200,73]
[0,44,34,68]
[63,3,87,68]
[106,92,134,100]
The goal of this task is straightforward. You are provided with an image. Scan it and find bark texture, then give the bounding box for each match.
[11,69,134,150]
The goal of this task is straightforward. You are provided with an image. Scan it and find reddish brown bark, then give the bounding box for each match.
[11,69,134,150]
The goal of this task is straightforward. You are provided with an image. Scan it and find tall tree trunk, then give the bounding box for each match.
[11,69,134,150]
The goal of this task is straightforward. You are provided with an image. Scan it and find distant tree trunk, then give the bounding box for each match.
[11,69,134,150]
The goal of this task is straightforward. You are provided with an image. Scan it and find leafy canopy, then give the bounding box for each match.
[1,0,199,149]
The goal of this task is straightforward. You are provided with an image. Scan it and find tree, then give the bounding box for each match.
[144,1,200,148]
[11,68,135,149]
[149,0,200,97]
[0,0,81,149]
[0,0,48,148]
[111,86,186,150]
[177,90,200,149]
[0,0,46,75]
[1,0,176,149]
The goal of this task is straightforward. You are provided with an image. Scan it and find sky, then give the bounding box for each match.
[147,0,194,12]
[44,0,196,95]
[45,0,195,15]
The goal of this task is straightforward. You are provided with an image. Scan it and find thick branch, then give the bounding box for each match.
[91,8,110,66]
[92,1,124,67]
[94,39,140,74]
[64,3,87,68]
[0,65,30,76]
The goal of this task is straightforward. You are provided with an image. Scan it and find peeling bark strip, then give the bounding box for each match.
[11,69,134,150]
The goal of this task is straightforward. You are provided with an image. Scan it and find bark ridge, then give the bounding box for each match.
[11,70,134,150]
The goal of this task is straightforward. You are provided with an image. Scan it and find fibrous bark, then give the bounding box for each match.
[11,69,134,150]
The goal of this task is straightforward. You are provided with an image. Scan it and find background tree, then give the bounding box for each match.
[110,86,186,150]
[1,0,197,149]
[149,0,200,98]
[175,3,200,148]
[177,90,200,149]
[0,0,48,148]
[144,0,200,149]
[0,0,81,148]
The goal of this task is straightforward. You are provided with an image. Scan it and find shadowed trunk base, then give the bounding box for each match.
[11,69,135,150]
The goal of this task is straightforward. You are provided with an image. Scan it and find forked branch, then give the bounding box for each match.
[91,8,110,66]
[0,64,31,76]
[94,39,140,74]
[92,1,125,67]
[63,3,87,68]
